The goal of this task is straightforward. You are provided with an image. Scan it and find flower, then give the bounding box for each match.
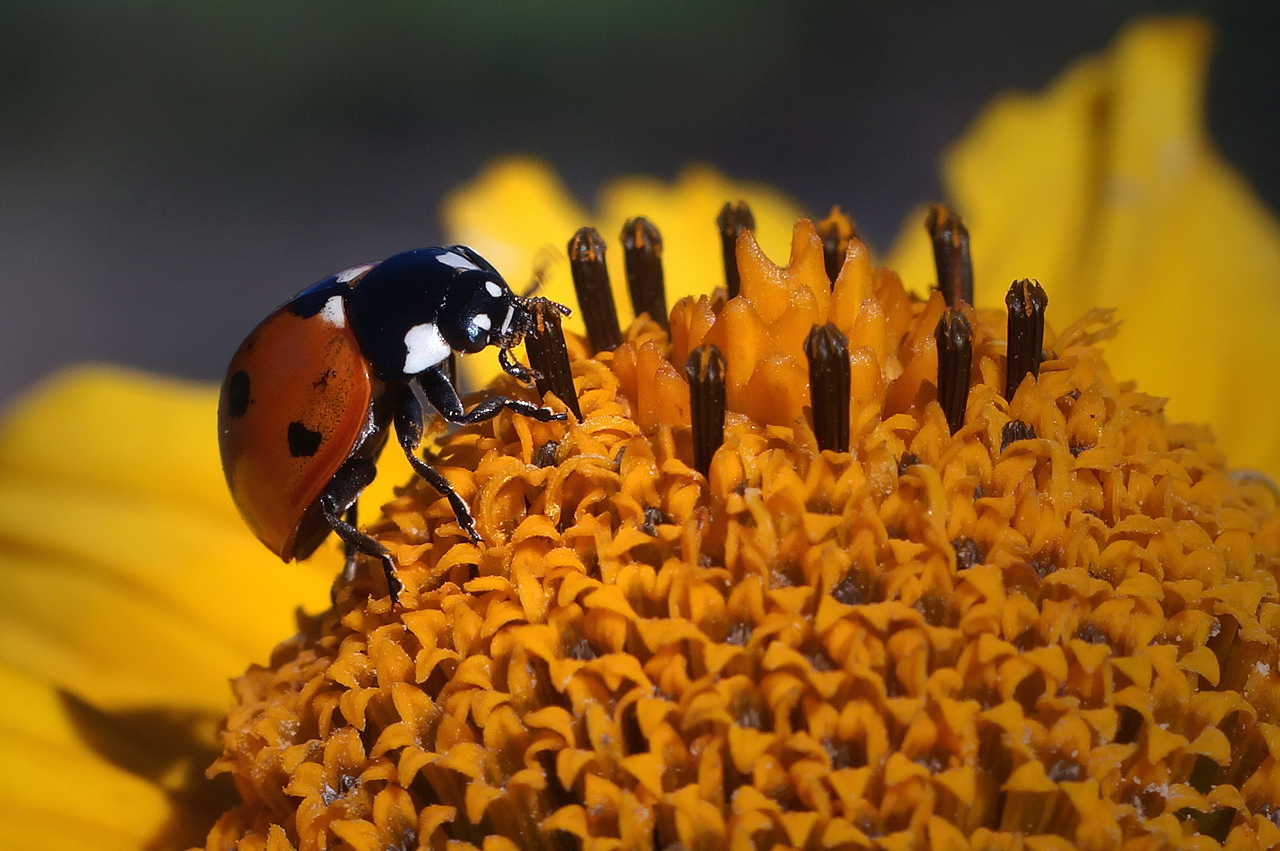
[2,15,1279,851]
[200,209,1280,848]
[451,19,1280,484]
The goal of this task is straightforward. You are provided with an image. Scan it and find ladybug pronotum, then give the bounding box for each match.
[217,246,570,603]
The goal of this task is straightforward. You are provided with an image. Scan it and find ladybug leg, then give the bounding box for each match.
[445,352,459,389]
[419,365,566,425]
[393,391,481,542]
[339,504,360,585]
[498,346,538,384]
[319,458,403,605]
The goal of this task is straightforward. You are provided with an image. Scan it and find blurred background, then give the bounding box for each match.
[2,1,1276,407]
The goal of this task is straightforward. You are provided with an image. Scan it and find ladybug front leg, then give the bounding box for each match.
[319,457,403,604]
[418,365,566,425]
[393,390,481,542]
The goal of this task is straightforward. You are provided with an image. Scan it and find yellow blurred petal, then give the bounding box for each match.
[0,662,176,851]
[0,365,238,522]
[443,157,806,388]
[889,18,1280,477]
[444,158,590,388]
[0,367,333,714]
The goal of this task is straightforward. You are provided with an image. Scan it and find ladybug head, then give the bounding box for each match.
[436,270,522,355]
[431,247,571,382]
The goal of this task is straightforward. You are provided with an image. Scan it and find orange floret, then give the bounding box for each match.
[200,215,1280,851]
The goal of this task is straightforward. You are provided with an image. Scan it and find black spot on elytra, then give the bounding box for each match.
[225,370,251,418]
[287,421,323,457]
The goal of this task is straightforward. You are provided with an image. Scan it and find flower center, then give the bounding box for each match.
[200,204,1280,851]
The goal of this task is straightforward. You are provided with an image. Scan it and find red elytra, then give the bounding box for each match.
[216,247,572,605]
[218,301,375,561]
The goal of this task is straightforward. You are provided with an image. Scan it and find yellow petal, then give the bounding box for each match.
[443,157,806,388]
[889,18,1280,477]
[0,366,333,714]
[0,662,177,851]
[444,158,590,370]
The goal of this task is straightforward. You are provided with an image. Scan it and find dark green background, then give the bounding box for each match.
[2,2,1275,404]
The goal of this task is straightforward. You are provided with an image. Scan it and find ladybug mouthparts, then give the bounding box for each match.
[495,295,572,384]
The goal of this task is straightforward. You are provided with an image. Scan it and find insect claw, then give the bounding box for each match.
[499,346,540,384]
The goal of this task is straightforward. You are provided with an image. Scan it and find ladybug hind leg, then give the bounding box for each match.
[319,457,403,605]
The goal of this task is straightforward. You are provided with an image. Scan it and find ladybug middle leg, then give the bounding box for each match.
[319,456,403,604]
[393,389,482,543]
[394,367,567,539]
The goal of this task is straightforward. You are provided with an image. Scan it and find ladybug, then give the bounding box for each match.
[218,246,570,603]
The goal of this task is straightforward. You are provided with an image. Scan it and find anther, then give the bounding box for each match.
[1004,278,1048,401]
[567,227,623,353]
[935,308,973,435]
[804,323,851,452]
[817,206,861,286]
[525,300,583,420]
[926,204,974,307]
[1000,420,1037,452]
[716,201,755,299]
[685,345,726,476]
[620,217,669,332]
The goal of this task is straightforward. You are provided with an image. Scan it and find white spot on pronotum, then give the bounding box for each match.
[437,251,480,271]
[473,314,492,331]
[336,263,376,284]
[498,304,516,336]
[403,322,451,374]
[319,295,345,328]
[485,281,503,297]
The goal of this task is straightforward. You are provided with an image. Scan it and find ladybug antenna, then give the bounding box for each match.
[520,246,561,299]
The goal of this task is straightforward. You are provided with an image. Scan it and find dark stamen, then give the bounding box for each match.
[804,323,850,452]
[567,227,623,353]
[685,345,726,476]
[926,204,974,307]
[716,201,755,299]
[524,301,583,421]
[817,206,861,286]
[620,217,669,332]
[935,308,973,434]
[1004,278,1049,401]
